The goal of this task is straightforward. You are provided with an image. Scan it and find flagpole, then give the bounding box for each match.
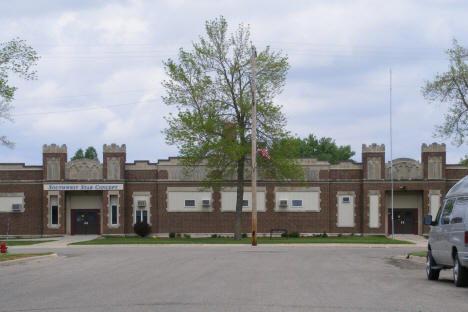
[390,69,394,241]
[251,44,257,246]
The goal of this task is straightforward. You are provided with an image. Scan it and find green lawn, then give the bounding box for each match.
[0,252,54,262]
[71,235,412,245]
[1,240,54,246]
[408,251,427,257]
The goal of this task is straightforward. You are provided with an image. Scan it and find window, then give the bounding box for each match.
[342,197,350,203]
[184,200,196,207]
[291,200,303,207]
[452,197,468,224]
[440,199,454,225]
[136,210,148,223]
[50,195,58,226]
[242,200,249,207]
[110,195,118,225]
[435,200,445,224]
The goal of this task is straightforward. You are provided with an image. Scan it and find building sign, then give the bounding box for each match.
[44,184,124,191]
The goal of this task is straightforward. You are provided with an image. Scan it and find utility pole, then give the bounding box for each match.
[251,44,257,246]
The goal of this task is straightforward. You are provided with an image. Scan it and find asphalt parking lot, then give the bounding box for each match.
[1,245,466,312]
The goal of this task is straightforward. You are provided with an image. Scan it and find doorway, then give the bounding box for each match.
[72,210,100,235]
[387,209,418,235]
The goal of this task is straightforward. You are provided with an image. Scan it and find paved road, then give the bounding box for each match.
[1,245,465,312]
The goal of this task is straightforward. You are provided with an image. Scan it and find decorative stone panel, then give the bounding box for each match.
[65,159,103,180]
[428,156,443,179]
[46,157,61,180]
[107,157,121,180]
[385,158,423,180]
[367,157,381,180]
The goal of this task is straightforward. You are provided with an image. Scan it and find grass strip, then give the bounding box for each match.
[0,240,55,246]
[72,235,412,245]
[408,251,427,257]
[0,252,54,262]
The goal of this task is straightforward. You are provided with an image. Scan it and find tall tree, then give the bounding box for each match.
[422,39,468,146]
[1,38,39,148]
[70,148,85,161]
[84,146,99,161]
[295,134,355,163]
[70,146,99,161]
[162,17,304,240]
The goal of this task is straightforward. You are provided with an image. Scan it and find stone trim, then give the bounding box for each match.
[367,190,381,228]
[107,191,121,228]
[47,191,61,229]
[336,191,356,227]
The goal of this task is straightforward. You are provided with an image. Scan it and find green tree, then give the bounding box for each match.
[71,147,99,161]
[422,39,468,146]
[70,148,85,161]
[1,38,39,148]
[84,146,99,161]
[295,134,355,163]
[162,17,304,240]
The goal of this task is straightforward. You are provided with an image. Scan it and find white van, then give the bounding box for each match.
[424,175,468,287]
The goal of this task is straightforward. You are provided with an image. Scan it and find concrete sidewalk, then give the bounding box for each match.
[8,234,428,249]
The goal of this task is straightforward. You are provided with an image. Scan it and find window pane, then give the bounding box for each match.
[111,205,118,224]
[88,212,96,221]
[242,200,249,207]
[136,210,141,223]
[441,199,454,225]
[452,197,468,224]
[185,200,195,207]
[142,210,148,223]
[292,200,303,207]
[51,206,58,225]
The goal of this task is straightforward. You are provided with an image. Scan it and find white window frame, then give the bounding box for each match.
[135,209,148,223]
[110,195,118,226]
[50,195,59,226]
[242,199,249,208]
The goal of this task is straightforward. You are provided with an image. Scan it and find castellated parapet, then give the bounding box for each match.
[362,143,385,153]
[103,144,126,153]
[421,143,446,153]
[43,144,67,153]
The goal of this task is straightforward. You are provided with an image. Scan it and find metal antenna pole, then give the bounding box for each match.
[251,45,257,246]
[390,69,394,241]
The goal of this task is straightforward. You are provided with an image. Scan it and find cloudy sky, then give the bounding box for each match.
[1,0,467,166]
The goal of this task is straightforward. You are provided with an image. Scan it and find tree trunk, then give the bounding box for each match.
[233,157,245,240]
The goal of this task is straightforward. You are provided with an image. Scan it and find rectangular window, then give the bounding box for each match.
[136,210,148,223]
[291,200,303,207]
[452,197,468,224]
[184,200,195,207]
[342,197,350,203]
[242,200,249,207]
[110,195,118,225]
[50,195,58,225]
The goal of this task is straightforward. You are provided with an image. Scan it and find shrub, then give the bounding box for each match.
[281,232,288,238]
[183,233,191,238]
[176,233,182,238]
[289,231,300,238]
[242,233,247,238]
[322,231,328,238]
[133,222,151,237]
[169,232,176,238]
[211,234,218,238]
[337,233,343,237]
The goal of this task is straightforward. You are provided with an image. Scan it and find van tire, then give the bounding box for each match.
[426,250,440,281]
[453,254,468,287]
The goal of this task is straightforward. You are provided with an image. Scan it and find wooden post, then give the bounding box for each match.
[251,45,257,246]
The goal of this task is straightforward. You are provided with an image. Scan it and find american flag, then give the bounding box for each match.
[257,148,271,159]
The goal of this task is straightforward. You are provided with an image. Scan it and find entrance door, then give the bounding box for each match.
[388,209,418,235]
[72,210,100,235]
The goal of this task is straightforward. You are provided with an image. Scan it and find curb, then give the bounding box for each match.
[0,254,58,266]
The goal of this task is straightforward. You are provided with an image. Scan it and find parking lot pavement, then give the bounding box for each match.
[1,245,465,312]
